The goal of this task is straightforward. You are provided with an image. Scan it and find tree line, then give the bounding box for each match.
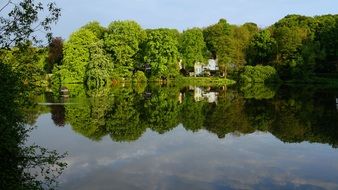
[1,14,338,87]
[47,14,338,87]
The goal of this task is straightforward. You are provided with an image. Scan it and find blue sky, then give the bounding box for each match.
[53,0,338,39]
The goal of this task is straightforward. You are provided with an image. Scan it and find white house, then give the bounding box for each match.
[194,59,219,76]
[206,59,218,71]
[194,62,204,76]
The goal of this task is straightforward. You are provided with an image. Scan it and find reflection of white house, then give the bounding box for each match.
[194,87,218,103]
[194,59,219,76]
[204,92,218,103]
[194,87,204,101]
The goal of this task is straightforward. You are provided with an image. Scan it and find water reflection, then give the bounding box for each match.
[25,83,338,189]
[32,84,338,147]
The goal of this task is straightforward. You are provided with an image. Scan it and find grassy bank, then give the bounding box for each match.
[173,77,236,86]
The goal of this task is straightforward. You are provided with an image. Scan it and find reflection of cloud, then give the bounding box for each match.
[29,118,338,190]
[96,149,156,166]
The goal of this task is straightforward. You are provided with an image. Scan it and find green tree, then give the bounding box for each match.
[203,19,233,76]
[85,42,113,88]
[0,2,67,188]
[81,21,106,39]
[55,28,99,84]
[239,65,280,84]
[104,20,146,78]
[314,15,338,72]
[0,46,47,86]
[246,30,277,65]
[271,15,317,79]
[179,28,207,71]
[142,29,180,79]
[228,23,259,71]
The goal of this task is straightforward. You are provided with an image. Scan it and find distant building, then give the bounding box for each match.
[194,62,204,76]
[207,59,218,71]
[193,59,219,76]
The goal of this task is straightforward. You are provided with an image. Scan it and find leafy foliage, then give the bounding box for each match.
[104,20,146,78]
[54,15,338,84]
[246,30,276,65]
[142,29,180,78]
[55,28,99,84]
[203,19,232,75]
[179,28,207,70]
[0,63,67,189]
[0,46,47,86]
[45,37,63,73]
[85,42,113,88]
[240,65,280,84]
[133,71,147,83]
[82,21,106,39]
[0,0,61,48]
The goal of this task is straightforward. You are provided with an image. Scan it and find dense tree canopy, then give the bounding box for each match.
[85,42,112,88]
[179,28,207,70]
[246,30,276,65]
[4,13,335,87]
[142,29,180,78]
[203,19,232,75]
[82,21,106,39]
[55,28,100,84]
[244,14,338,80]
[104,20,146,78]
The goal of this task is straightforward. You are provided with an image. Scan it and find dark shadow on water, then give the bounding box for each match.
[0,63,67,189]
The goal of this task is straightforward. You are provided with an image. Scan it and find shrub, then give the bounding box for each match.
[240,65,280,83]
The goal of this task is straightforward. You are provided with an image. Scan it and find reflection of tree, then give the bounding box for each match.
[180,94,206,132]
[244,86,338,147]
[244,99,275,131]
[141,87,181,134]
[240,83,278,99]
[44,92,66,127]
[62,83,338,147]
[268,87,338,147]
[66,96,111,141]
[51,105,66,127]
[0,63,66,189]
[106,94,145,142]
[205,91,253,138]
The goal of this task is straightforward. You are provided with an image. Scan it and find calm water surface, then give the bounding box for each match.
[26,84,338,190]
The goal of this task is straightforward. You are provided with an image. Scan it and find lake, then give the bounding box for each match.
[26,84,338,190]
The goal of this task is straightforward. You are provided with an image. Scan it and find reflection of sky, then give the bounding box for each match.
[28,114,338,190]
